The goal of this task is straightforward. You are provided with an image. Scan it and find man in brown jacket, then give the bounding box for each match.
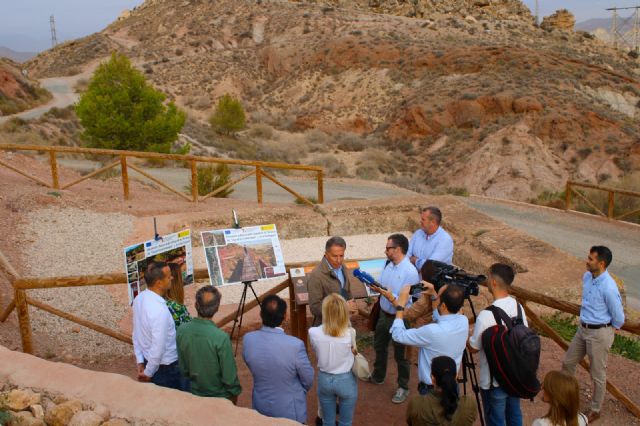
[307,236,359,326]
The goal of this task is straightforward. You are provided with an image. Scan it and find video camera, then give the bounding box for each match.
[410,260,485,301]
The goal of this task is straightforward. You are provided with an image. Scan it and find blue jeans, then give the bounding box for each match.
[150,362,187,391]
[318,371,358,426]
[481,387,522,426]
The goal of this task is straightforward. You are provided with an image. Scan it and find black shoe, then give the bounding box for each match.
[315,416,323,426]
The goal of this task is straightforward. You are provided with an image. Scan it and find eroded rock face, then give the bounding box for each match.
[540,9,575,32]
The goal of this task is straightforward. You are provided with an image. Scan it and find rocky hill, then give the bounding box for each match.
[0,58,51,116]
[20,0,640,200]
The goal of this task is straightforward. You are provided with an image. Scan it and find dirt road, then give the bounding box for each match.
[461,196,640,309]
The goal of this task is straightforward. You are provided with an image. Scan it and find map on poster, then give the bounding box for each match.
[201,224,286,286]
[123,229,194,304]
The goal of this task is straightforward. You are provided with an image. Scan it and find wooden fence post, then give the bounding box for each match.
[49,151,59,189]
[255,166,263,206]
[15,289,33,354]
[120,155,130,200]
[607,191,615,218]
[317,170,324,204]
[190,160,198,203]
[565,182,572,211]
[288,277,299,339]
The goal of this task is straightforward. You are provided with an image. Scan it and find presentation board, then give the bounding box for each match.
[123,229,194,304]
[201,224,286,286]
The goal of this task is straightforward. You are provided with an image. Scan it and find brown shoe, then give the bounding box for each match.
[586,410,600,423]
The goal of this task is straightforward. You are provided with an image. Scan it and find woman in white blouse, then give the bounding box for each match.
[309,293,358,426]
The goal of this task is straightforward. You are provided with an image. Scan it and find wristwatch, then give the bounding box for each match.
[395,305,405,311]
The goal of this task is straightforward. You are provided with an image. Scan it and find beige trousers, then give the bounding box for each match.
[562,325,615,412]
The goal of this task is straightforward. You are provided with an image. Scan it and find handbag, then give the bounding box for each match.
[367,297,381,332]
[350,328,371,380]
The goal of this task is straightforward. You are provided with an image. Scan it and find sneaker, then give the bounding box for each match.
[365,375,384,385]
[392,387,410,404]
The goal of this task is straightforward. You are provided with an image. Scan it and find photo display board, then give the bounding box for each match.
[201,224,286,286]
[123,229,194,304]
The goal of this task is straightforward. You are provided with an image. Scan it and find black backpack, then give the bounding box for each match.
[481,304,541,399]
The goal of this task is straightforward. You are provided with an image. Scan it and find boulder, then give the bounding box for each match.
[93,403,111,421]
[8,411,45,426]
[540,9,575,32]
[29,404,45,420]
[3,389,41,411]
[45,399,83,426]
[68,410,104,426]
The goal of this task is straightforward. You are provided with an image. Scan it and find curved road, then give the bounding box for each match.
[461,196,640,309]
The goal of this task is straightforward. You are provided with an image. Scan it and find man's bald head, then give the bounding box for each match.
[195,285,221,318]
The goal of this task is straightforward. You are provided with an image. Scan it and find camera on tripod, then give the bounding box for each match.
[410,260,485,301]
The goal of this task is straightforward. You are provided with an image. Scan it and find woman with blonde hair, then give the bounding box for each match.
[309,293,358,426]
[533,370,587,426]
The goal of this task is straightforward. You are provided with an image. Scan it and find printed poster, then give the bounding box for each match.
[123,229,194,304]
[201,224,286,286]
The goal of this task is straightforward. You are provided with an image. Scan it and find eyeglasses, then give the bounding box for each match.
[385,246,398,251]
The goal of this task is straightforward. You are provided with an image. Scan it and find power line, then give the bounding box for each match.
[606,6,640,52]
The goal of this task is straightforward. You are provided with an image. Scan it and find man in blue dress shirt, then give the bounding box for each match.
[368,233,420,404]
[407,206,454,271]
[562,246,625,423]
[391,283,469,396]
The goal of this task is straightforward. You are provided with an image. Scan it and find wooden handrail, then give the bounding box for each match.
[565,181,640,221]
[0,143,323,172]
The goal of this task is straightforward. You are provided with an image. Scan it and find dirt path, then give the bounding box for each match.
[461,196,640,310]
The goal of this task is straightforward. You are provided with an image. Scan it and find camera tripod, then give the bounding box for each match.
[459,296,485,426]
[229,280,261,356]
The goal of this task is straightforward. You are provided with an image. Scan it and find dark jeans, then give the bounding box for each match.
[147,361,188,391]
[372,312,410,390]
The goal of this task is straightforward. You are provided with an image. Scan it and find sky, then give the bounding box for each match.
[2,0,639,52]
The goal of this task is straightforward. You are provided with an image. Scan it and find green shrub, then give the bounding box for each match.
[75,52,185,153]
[210,94,246,135]
[185,163,234,197]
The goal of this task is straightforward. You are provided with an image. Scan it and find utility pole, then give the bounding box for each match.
[606,6,640,52]
[50,15,58,48]
[534,0,539,26]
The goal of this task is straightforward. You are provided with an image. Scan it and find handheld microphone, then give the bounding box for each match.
[353,268,387,291]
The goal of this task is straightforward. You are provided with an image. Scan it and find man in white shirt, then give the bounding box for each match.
[468,263,526,426]
[133,260,184,390]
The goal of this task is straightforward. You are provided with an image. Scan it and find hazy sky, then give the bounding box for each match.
[1,0,638,52]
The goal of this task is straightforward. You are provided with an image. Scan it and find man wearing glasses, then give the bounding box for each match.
[367,234,420,404]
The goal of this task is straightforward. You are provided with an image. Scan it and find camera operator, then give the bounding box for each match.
[390,282,469,397]
[407,207,454,271]
[368,233,419,404]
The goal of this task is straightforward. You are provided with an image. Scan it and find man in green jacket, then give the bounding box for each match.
[177,286,241,402]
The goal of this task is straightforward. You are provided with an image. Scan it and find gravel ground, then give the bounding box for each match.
[20,207,403,359]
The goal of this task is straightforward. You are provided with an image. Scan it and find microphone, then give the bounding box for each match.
[353,268,387,291]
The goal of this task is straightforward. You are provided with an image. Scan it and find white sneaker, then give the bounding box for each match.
[392,387,409,404]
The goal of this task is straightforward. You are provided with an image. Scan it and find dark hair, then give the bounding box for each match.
[590,246,612,268]
[432,356,459,420]
[441,285,465,313]
[260,295,287,328]
[325,236,346,251]
[421,206,443,224]
[195,286,221,318]
[145,261,168,287]
[166,263,184,304]
[388,233,409,254]
[489,263,515,286]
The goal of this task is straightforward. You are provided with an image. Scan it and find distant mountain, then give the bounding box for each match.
[0,46,36,63]
[576,16,633,33]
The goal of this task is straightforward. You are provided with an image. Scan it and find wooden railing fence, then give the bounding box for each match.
[0,144,324,206]
[565,181,640,221]
[1,255,639,417]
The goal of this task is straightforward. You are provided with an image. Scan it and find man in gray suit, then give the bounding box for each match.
[243,295,314,423]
